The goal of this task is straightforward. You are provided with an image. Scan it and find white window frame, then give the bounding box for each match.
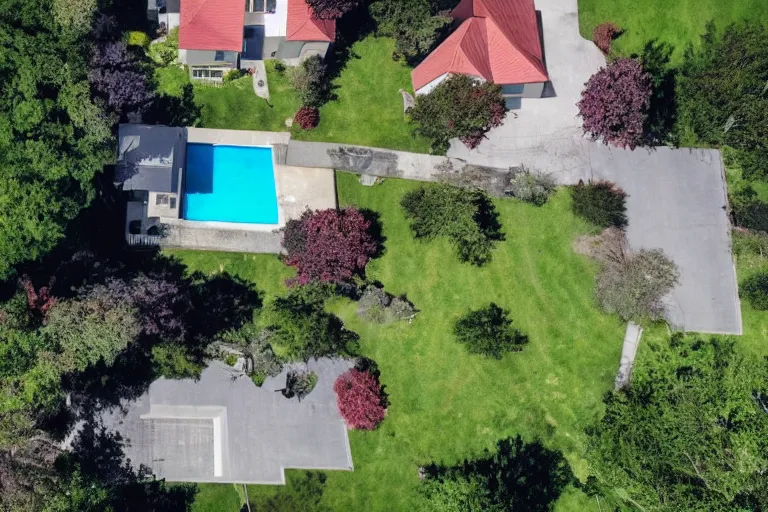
[246,0,275,13]
[191,67,225,80]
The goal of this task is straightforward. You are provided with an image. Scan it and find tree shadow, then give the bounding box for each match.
[424,435,573,512]
[324,4,376,81]
[360,208,387,259]
[473,193,505,242]
[188,272,263,341]
[634,39,678,146]
[144,84,202,128]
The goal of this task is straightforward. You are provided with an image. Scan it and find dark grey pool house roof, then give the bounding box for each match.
[116,124,186,194]
[95,359,354,484]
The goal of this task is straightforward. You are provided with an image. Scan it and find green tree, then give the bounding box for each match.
[371,0,451,64]
[453,303,528,358]
[586,335,768,511]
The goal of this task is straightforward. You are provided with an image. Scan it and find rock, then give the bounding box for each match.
[359,174,379,187]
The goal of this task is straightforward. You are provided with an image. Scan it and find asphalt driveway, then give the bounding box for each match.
[446,0,742,334]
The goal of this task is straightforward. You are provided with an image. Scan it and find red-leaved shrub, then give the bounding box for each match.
[577,58,652,150]
[282,208,378,286]
[334,369,386,430]
[593,22,621,54]
[294,105,320,130]
[21,275,57,317]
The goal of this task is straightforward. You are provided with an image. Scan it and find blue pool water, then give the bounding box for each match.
[184,144,279,224]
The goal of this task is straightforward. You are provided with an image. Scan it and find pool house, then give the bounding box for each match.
[116,124,336,253]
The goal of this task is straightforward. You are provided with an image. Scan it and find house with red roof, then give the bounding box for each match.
[177,0,335,81]
[411,0,548,108]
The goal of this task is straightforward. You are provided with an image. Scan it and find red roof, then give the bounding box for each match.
[412,0,547,92]
[178,0,245,52]
[286,0,335,42]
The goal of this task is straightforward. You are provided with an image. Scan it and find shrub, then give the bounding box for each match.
[223,68,245,82]
[280,370,318,400]
[676,22,768,179]
[148,27,178,66]
[592,22,621,54]
[267,284,358,361]
[732,188,768,233]
[357,285,416,323]
[571,180,627,229]
[281,208,378,285]
[124,30,150,48]
[409,74,506,154]
[741,272,768,310]
[151,342,204,379]
[506,170,557,206]
[306,0,361,19]
[294,106,320,130]
[453,303,528,359]
[577,58,652,149]
[595,248,679,320]
[288,55,331,107]
[334,369,386,430]
[401,183,504,266]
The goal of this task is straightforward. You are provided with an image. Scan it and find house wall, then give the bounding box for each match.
[521,82,545,98]
[276,41,329,61]
[185,50,239,67]
[265,0,287,37]
[415,73,449,96]
[263,36,282,60]
[159,12,180,30]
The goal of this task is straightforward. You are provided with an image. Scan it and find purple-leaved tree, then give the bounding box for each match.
[577,58,652,150]
[89,41,153,115]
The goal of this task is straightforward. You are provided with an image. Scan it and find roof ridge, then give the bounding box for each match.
[181,0,209,31]
[483,12,545,76]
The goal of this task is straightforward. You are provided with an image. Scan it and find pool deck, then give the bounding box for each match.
[151,128,336,254]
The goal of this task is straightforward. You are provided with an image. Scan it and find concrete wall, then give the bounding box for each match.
[263,36,282,60]
[159,12,180,30]
[521,82,545,98]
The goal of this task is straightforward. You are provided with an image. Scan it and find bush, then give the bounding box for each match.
[288,56,331,107]
[731,188,768,233]
[281,208,378,286]
[453,303,528,359]
[356,285,416,323]
[334,369,387,430]
[741,272,768,310]
[401,183,504,266]
[571,180,628,229]
[151,342,204,379]
[279,370,318,400]
[676,22,768,179]
[267,284,358,361]
[592,22,621,54]
[306,0,361,19]
[409,74,506,154]
[577,58,652,149]
[595,248,680,320]
[124,30,150,48]
[223,68,246,82]
[294,106,320,130]
[148,27,178,66]
[506,169,557,206]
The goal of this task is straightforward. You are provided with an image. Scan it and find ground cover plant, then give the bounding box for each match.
[176,172,627,511]
[409,74,506,153]
[401,183,503,265]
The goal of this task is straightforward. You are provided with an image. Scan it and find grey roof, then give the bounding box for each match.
[98,359,354,484]
[116,124,186,194]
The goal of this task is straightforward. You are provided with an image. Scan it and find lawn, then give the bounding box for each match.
[578,0,768,62]
[170,172,626,511]
[152,37,430,152]
[292,37,431,153]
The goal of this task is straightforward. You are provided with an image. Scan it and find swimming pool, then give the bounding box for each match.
[183,144,279,224]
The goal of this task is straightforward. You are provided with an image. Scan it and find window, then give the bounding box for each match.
[502,84,525,96]
[156,194,170,206]
[246,0,274,12]
[214,51,225,61]
[192,68,225,80]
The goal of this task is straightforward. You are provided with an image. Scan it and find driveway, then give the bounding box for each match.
[447,0,742,334]
[446,0,605,183]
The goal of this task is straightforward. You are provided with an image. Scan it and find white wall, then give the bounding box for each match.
[265,0,287,37]
[415,73,449,96]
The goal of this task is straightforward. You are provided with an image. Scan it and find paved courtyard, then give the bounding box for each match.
[98,359,354,484]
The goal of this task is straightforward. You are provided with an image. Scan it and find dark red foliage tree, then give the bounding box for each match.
[577,58,652,150]
[294,106,320,130]
[20,275,57,317]
[89,42,153,115]
[305,0,361,20]
[282,208,378,286]
[333,369,386,430]
[593,22,621,54]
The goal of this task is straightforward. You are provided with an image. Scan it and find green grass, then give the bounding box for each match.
[291,37,431,153]
[578,0,768,63]
[191,483,242,512]
[152,37,429,152]
[172,172,626,511]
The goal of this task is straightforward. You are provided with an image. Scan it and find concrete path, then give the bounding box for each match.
[615,322,643,389]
